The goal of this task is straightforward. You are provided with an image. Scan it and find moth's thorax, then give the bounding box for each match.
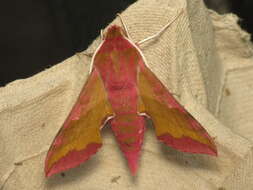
[94,35,141,82]
[93,26,142,114]
[104,25,127,40]
[94,27,142,72]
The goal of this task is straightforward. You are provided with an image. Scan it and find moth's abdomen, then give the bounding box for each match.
[110,114,145,175]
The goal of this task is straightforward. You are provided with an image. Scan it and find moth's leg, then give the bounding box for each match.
[83,52,94,57]
[76,51,94,59]
[137,9,184,46]
[75,51,95,74]
[75,52,82,59]
[117,13,133,41]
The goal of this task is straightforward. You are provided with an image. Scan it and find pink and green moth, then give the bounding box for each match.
[45,11,217,177]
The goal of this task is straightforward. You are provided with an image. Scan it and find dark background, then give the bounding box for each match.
[204,0,253,37]
[0,0,252,86]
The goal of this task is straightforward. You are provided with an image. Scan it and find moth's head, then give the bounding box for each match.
[104,25,127,40]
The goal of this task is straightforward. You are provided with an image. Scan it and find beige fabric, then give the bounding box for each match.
[1,0,253,189]
[210,12,253,141]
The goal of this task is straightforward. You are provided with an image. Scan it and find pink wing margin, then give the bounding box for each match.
[138,62,217,156]
[45,69,114,177]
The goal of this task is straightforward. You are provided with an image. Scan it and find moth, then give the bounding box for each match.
[45,11,217,177]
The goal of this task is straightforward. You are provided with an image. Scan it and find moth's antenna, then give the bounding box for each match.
[137,9,184,45]
[117,13,132,40]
